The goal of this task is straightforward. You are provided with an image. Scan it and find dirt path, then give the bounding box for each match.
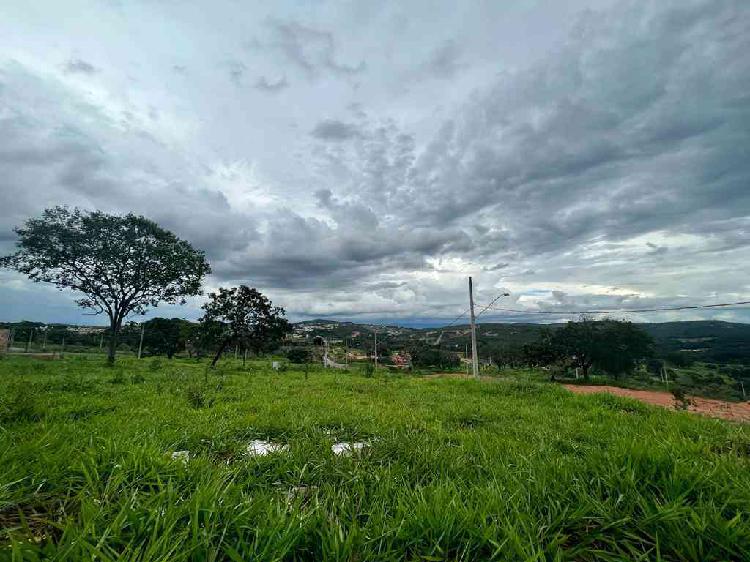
[564,384,750,423]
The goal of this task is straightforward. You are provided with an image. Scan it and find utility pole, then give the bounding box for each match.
[345,338,349,367]
[469,277,479,379]
[42,327,48,351]
[137,323,145,359]
[465,344,469,376]
[374,331,378,370]
[26,328,33,353]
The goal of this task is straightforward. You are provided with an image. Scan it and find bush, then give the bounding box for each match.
[362,362,375,378]
[671,386,695,410]
[286,348,310,364]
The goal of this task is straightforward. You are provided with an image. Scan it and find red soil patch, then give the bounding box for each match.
[564,384,750,423]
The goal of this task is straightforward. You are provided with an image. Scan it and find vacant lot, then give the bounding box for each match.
[1,356,749,561]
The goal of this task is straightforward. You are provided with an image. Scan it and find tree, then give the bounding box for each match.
[286,347,310,364]
[200,285,291,367]
[1,207,210,364]
[549,318,652,379]
[142,318,185,358]
[409,344,460,369]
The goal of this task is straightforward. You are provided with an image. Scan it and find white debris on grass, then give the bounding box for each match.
[170,450,190,464]
[246,439,289,457]
[331,442,367,456]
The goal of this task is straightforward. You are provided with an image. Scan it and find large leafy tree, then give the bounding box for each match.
[550,318,652,379]
[200,285,291,367]
[1,207,210,364]
[142,317,186,359]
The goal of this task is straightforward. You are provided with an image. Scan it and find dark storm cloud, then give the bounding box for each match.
[253,75,288,92]
[63,58,97,74]
[2,0,749,324]
[310,119,361,141]
[324,0,750,263]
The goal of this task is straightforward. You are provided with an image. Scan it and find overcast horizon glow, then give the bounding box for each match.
[1,0,749,327]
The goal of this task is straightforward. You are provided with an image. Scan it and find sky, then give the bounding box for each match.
[0,0,749,327]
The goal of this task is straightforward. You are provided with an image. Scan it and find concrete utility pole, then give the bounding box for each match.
[469,277,479,379]
[137,324,145,359]
[374,331,378,370]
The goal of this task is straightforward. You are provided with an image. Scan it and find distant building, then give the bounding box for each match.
[391,352,412,368]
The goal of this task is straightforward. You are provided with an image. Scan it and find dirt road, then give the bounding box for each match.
[564,384,750,423]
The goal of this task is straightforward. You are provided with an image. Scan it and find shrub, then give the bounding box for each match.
[671,386,695,411]
[286,348,310,364]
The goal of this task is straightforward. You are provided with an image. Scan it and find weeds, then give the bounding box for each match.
[0,383,42,424]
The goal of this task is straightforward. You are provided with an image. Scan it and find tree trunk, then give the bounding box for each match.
[210,338,231,368]
[107,321,119,366]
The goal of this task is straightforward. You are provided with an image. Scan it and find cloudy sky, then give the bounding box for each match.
[1,0,749,326]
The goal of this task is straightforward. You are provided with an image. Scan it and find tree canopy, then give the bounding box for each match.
[142,317,187,359]
[200,285,291,367]
[1,207,210,363]
[549,318,653,378]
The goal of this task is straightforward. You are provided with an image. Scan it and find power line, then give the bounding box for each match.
[442,306,472,329]
[477,300,750,316]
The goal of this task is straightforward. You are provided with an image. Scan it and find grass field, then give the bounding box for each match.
[1,356,749,561]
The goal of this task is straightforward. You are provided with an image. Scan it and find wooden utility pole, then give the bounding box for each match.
[469,277,479,379]
[137,324,145,359]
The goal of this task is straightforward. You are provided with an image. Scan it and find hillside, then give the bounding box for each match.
[290,319,750,364]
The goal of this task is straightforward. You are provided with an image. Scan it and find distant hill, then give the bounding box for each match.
[290,319,750,364]
[639,321,750,363]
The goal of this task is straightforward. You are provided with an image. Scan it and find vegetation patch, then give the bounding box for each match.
[1,356,749,560]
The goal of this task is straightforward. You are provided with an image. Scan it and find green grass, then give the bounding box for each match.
[1,356,749,561]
